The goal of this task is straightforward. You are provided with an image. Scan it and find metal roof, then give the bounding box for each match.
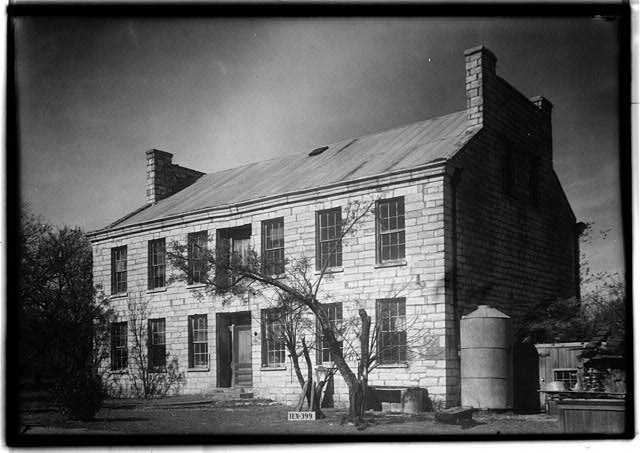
[104,110,474,231]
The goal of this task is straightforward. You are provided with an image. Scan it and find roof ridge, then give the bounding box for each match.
[199,109,468,181]
[350,110,466,141]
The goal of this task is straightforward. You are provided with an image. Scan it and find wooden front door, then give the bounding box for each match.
[233,324,253,387]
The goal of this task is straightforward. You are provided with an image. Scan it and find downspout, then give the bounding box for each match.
[450,167,463,405]
[451,168,463,345]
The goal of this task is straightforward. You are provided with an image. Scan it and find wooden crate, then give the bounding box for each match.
[557,398,625,433]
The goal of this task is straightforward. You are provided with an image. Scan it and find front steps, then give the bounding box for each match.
[135,387,276,409]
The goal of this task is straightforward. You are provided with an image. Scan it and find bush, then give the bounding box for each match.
[54,372,106,420]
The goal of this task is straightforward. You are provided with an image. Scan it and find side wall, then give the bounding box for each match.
[92,174,457,407]
[451,74,578,334]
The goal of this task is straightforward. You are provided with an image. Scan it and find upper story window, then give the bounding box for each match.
[216,225,251,287]
[262,218,285,276]
[111,246,127,295]
[316,208,342,270]
[187,231,208,285]
[261,308,286,367]
[111,321,128,371]
[148,238,166,290]
[377,197,405,263]
[318,303,343,364]
[148,318,166,371]
[377,298,407,364]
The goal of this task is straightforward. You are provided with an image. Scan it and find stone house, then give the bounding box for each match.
[88,46,580,408]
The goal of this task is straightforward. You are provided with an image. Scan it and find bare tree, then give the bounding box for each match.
[260,294,337,417]
[169,198,438,420]
[118,293,186,398]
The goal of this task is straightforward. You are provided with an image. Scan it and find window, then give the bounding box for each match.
[111,322,128,370]
[262,218,285,276]
[148,318,166,371]
[188,314,208,368]
[502,147,515,196]
[261,309,286,367]
[554,369,578,389]
[377,298,406,364]
[188,231,208,285]
[316,208,342,270]
[148,238,166,290]
[111,246,127,294]
[377,197,405,263]
[216,225,251,287]
[318,303,343,363]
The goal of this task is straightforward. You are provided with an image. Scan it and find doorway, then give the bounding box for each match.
[216,311,253,388]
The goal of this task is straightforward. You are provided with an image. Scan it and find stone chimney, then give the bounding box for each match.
[146,149,205,204]
[464,46,497,131]
[530,95,554,159]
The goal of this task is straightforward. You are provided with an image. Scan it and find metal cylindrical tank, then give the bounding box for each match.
[460,305,513,409]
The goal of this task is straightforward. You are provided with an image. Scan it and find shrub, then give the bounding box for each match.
[54,371,106,420]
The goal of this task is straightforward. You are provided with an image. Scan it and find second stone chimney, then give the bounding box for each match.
[464,46,497,131]
[146,149,205,205]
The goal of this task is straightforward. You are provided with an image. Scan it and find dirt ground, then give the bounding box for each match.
[15,390,560,437]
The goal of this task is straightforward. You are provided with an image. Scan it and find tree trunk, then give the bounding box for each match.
[348,384,364,421]
[359,309,371,416]
[307,298,361,419]
[301,337,324,417]
[288,341,306,389]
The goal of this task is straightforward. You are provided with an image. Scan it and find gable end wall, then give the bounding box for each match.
[450,85,578,334]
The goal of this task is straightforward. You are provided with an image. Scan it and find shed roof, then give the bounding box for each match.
[101,109,474,232]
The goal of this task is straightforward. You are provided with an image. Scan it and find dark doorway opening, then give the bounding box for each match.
[216,311,253,388]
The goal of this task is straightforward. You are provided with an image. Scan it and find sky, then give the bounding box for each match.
[14,16,624,278]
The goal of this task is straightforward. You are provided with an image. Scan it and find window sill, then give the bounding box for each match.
[147,287,167,294]
[186,283,206,290]
[261,366,286,371]
[314,267,343,275]
[110,292,128,299]
[109,369,128,375]
[374,260,407,269]
[187,367,210,373]
[377,363,409,369]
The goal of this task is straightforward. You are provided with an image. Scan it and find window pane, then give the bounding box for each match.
[112,246,128,294]
[378,198,405,263]
[262,219,285,275]
[112,322,128,370]
[316,209,341,269]
[189,315,208,368]
[149,239,166,289]
[188,231,208,284]
[264,309,286,366]
[377,299,406,364]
